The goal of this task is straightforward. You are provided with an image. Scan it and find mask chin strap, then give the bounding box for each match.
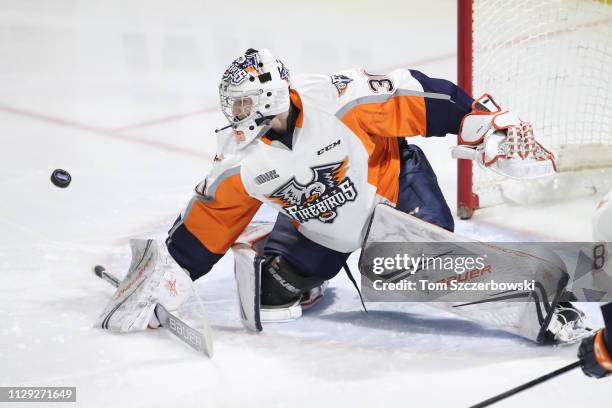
[214,112,274,142]
[254,111,276,126]
[215,112,269,134]
[214,123,232,133]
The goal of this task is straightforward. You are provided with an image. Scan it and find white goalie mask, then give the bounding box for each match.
[218,48,291,148]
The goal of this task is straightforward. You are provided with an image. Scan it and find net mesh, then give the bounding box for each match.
[470,0,612,205]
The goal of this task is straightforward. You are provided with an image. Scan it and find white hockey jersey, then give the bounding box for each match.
[182,68,451,254]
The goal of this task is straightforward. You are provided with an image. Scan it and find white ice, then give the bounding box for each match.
[0,1,609,407]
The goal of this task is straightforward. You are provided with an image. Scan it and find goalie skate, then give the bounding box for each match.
[260,281,329,322]
[300,281,328,310]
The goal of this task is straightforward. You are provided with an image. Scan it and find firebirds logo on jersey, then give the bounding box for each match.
[331,74,353,96]
[267,159,357,224]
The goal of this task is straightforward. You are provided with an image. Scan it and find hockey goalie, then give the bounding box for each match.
[96,48,588,345]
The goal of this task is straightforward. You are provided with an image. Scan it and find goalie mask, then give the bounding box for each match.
[218,48,290,148]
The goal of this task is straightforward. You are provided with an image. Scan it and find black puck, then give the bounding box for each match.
[51,169,71,188]
[93,265,105,278]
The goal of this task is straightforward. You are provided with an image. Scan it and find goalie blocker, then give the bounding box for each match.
[94,239,213,355]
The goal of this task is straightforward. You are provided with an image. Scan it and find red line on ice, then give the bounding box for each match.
[0,104,211,159]
[111,107,218,132]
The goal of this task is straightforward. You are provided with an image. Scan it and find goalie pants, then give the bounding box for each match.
[264,139,454,280]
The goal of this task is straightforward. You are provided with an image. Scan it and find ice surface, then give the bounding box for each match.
[0,1,609,407]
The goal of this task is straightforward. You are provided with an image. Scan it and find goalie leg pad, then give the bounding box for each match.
[233,217,347,329]
[360,204,570,344]
[233,247,311,328]
[232,223,332,329]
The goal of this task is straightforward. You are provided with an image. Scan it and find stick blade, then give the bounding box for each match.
[155,304,214,357]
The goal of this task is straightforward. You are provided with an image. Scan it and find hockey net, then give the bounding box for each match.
[457,0,612,218]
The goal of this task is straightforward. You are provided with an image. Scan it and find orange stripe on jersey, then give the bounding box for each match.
[184,173,261,254]
[289,89,304,128]
[340,118,401,203]
[339,95,426,203]
[262,91,303,144]
[345,95,427,137]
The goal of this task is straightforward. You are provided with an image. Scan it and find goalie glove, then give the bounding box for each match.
[452,94,556,179]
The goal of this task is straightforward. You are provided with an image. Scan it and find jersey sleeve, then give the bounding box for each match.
[334,68,473,138]
[167,168,262,280]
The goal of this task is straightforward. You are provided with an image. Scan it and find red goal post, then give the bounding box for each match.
[457,0,478,219]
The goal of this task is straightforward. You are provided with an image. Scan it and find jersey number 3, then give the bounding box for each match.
[364,71,395,93]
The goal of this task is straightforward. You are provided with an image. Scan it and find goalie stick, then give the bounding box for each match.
[93,265,213,357]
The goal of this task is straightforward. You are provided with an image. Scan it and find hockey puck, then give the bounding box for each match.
[93,265,105,278]
[50,169,71,188]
